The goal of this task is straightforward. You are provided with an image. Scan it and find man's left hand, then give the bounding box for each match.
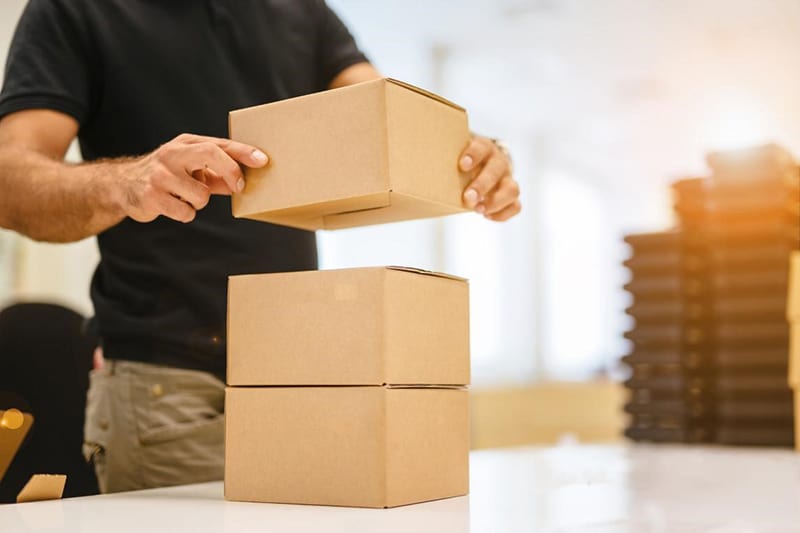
[459,136,521,222]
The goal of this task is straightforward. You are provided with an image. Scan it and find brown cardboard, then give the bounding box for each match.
[791,327,800,387]
[0,409,33,482]
[706,143,797,183]
[16,474,66,503]
[224,386,469,508]
[789,252,800,322]
[227,267,470,386]
[229,78,472,230]
[790,253,800,388]
[796,391,800,452]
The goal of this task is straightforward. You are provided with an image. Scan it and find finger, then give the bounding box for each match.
[480,175,520,215]
[156,168,210,210]
[463,153,508,209]
[194,166,233,196]
[179,143,245,194]
[459,137,494,173]
[182,134,269,168]
[486,200,521,222]
[158,194,197,223]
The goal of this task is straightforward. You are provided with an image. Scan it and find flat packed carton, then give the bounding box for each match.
[224,386,469,508]
[229,78,471,230]
[788,252,800,449]
[227,267,470,386]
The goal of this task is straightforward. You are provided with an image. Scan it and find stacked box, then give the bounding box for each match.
[789,253,800,450]
[622,230,715,443]
[702,151,799,446]
[224,79,474,506]
[224,267,470,508]
[623,145,800,447]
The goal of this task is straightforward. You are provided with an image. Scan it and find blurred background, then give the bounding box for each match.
[1,0,800,449]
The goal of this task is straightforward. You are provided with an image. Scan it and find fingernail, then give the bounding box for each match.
[252,149,268,164]
[463,188,479,207]
[237,177,245,192]
[460,155,474,171]
[476,204,486,214]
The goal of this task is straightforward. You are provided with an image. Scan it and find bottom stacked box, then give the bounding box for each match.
[224,386,469,508]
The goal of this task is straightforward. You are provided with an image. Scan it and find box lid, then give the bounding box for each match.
[384,78,465,111]
[386,265,467,282]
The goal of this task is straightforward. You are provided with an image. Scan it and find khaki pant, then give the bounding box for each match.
[82,360,225,493]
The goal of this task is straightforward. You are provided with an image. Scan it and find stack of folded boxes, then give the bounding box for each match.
[623,145,800,446]
[789,252,800,450]
[702,147,799,446]
[222,79,474,507]
[622,230,714,443]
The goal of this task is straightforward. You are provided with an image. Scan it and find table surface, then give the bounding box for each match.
[2,443,799,533]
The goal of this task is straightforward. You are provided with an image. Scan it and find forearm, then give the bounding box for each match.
[0,146,125,242]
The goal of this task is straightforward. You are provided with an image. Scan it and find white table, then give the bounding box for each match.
[2,444,800,532]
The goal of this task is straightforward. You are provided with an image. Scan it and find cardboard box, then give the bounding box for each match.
[789,253,800,388]
[706,143,797,183]
[791,326,800,386]
[227,267,470,386]
[224,386,469,508]
[16,475,66,503]
[794,390,800,452]
[789,252,800,450]
[0,409,33,482]
[229,78,471,230]
[789,252,800,323]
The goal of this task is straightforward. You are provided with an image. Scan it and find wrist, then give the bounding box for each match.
[87,157,134,221]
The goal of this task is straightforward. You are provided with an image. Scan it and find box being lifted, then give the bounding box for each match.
[227,266,470,386]
[229,78,471,230]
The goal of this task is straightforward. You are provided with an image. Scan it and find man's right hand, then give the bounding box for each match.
[118,133,269,224]
[0,110,270,241]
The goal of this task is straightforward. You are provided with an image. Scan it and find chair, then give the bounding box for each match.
[0,302,98,502]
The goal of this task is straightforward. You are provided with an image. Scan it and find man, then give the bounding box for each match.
[0,0,520,493]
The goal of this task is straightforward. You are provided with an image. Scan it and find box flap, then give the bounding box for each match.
[386,78,465,112]
[16,474,66,503]
[386,266,467,283]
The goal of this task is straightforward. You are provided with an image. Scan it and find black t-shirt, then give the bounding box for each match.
[0,0,368,379]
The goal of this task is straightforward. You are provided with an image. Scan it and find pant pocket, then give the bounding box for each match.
[129,367,225,487]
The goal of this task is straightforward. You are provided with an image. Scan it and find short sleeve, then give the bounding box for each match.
[314,1,370,88]
[0,0,95,125]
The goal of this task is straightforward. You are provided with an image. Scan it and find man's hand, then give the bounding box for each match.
[459,136,521,222]
[117,133,269,224]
